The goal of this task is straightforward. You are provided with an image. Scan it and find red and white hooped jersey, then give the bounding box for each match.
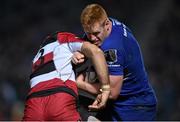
[30,32,84,88]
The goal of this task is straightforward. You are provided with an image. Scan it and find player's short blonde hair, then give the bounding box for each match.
[81,4,108,29]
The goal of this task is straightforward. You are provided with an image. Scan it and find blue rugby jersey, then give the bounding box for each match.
[100,18,157,105]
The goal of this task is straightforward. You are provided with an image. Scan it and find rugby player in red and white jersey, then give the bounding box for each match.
[22,32,110,121]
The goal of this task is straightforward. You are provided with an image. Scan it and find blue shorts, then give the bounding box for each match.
[112,105,157,121]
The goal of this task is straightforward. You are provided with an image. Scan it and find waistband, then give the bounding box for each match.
[26,86,78,101]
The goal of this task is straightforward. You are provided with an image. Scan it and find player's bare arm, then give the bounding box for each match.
[80,41,110,110]
[81,41,109,86]
[73,50,123,100]
[77,73,124,100]
[108,75,124,100]
[76,74,100,94]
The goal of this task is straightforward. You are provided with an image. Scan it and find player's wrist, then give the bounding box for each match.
[100,84,110,92]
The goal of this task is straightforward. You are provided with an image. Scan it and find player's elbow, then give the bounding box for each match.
[109,92,119,100]
[81,42,103,58]
[91,46,103,57]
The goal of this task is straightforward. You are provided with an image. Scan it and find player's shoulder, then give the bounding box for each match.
[110,18,122,27]
[57,32,84,44]
[110,18,124,34]
[110,18,129,31]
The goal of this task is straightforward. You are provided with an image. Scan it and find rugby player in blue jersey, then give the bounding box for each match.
[75,3,157,121]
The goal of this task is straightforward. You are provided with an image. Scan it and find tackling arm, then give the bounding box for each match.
[80,41,110,110]
[77,74,124,100]
[81,42,110,87]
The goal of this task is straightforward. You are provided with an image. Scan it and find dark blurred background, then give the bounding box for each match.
[0,0,180,120]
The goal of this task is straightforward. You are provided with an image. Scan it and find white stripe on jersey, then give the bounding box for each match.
[30,70,60,88]
[30,70,75,88]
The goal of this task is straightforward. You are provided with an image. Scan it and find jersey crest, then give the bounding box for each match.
[104,49,117,65]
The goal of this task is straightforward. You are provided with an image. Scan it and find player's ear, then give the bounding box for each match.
[105,18,110,26]
[105,19,110,31]
[105,20,109,25]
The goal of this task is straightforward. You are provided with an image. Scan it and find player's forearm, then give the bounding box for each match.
[81,42,110,86]
[84,82,100,94]
[107,75,124,100]
[90,50,110,86]
[77,80,100,94]
[76,73,100,94]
